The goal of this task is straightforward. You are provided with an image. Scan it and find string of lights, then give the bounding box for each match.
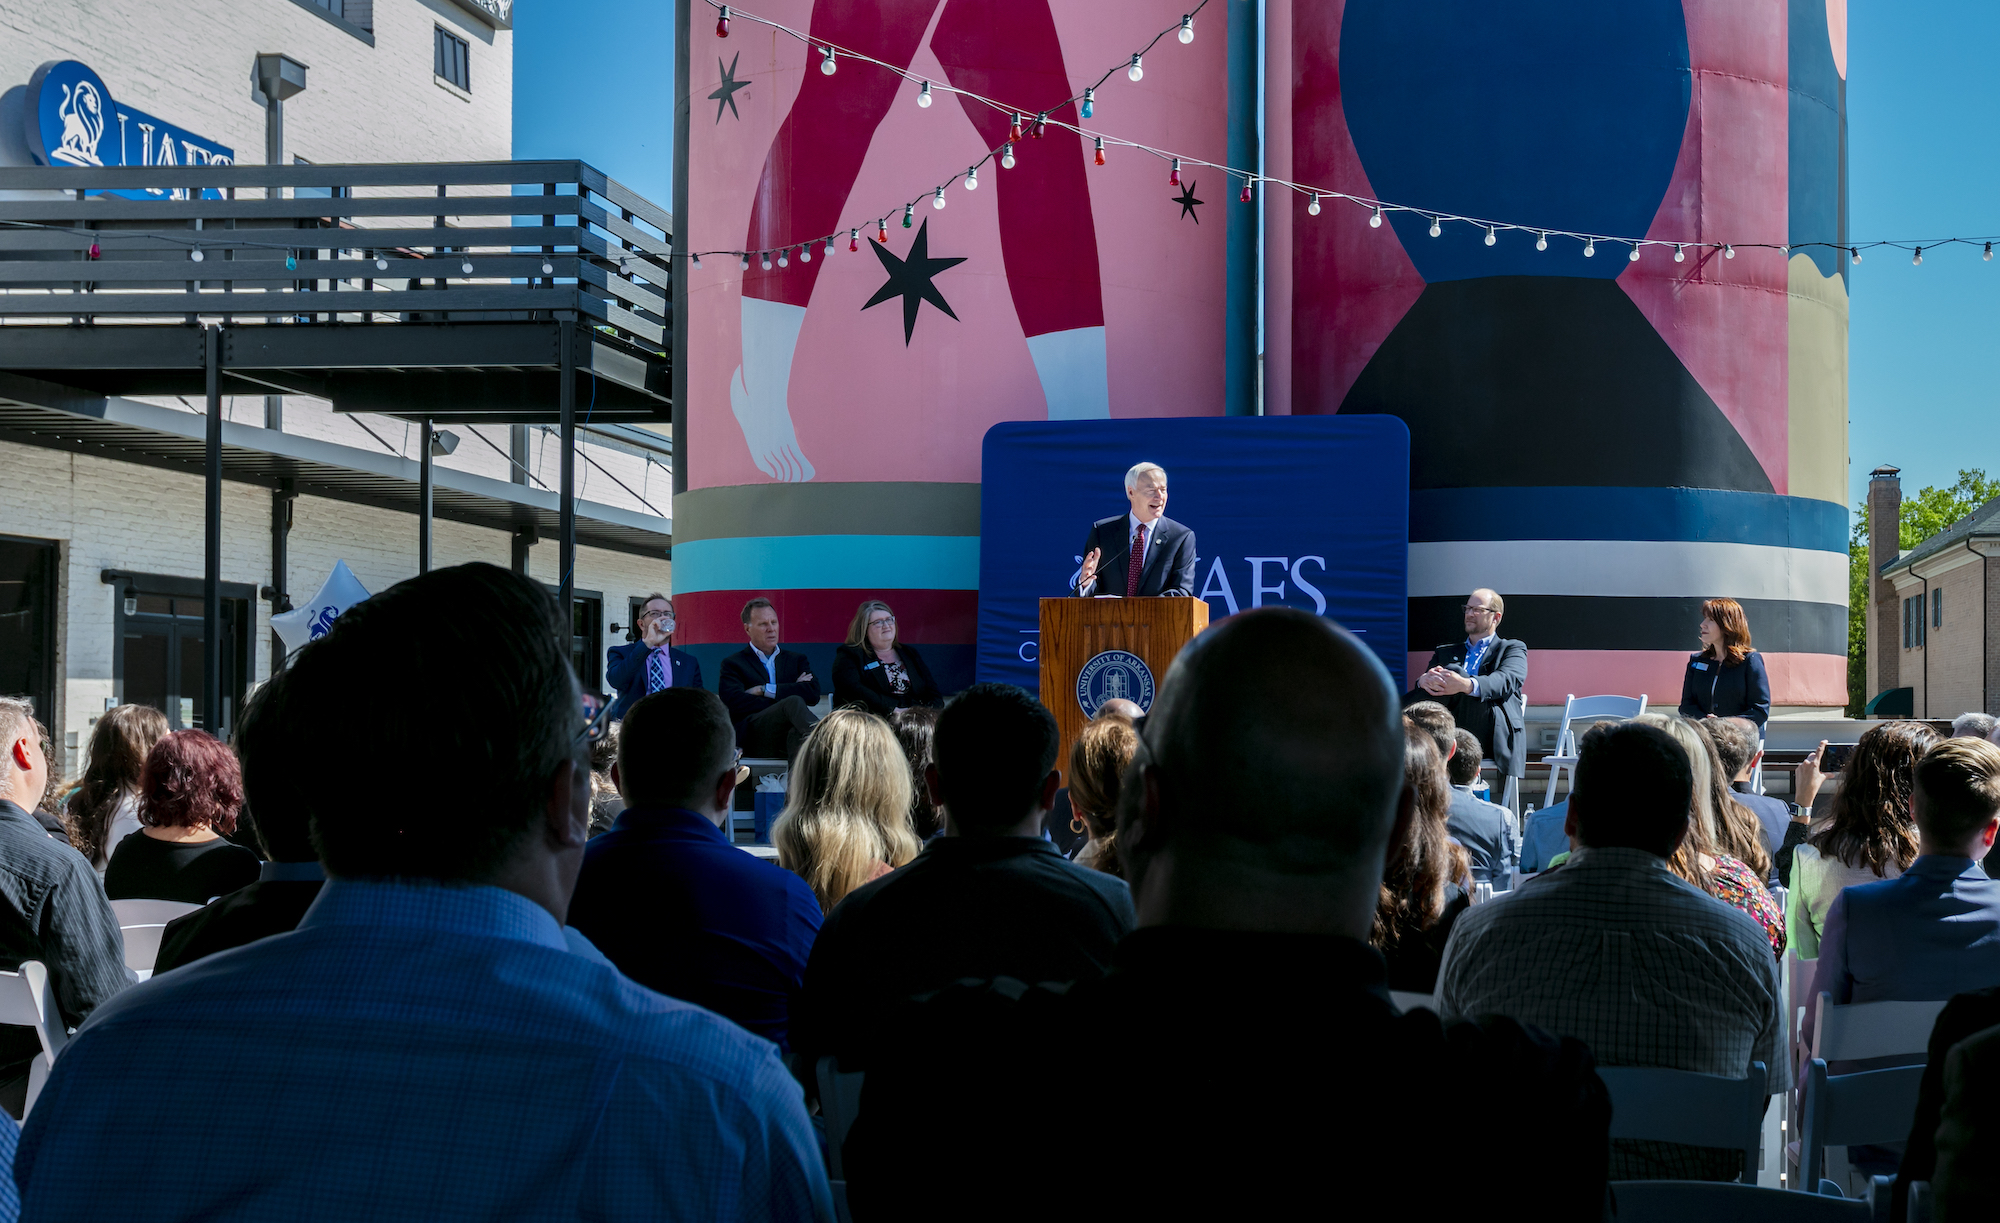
[697,0,2000,271]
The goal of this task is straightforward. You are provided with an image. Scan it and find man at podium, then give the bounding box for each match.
[1071,462,1197,597]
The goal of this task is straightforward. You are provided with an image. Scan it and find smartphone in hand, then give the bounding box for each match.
[1818,742,1859,773]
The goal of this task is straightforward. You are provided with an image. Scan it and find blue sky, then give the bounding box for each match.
[515,3,2000,514]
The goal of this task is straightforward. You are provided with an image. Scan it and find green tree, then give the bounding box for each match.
[1847,468,2000,714]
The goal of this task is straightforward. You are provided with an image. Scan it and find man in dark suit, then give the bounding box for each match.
[606,593,703,722]
[1071,461,1197,598]
[718,598,820,762]
[1405,589,1527,807]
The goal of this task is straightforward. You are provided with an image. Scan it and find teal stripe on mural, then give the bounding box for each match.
[673,535,982,593]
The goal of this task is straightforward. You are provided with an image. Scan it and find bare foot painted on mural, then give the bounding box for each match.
[730,298,816,482]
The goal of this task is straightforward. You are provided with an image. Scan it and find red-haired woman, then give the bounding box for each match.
[1678,597,1771,730]
[104,730,260,905]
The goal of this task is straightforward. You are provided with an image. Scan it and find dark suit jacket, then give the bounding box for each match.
[154,877,325,974]
[718,646,821,737]
[605,640,703,721]
[1892,985,2000,1223]
[1677,650,1771,729]
[1074,514,1197,597]
[831,642,942,716]
[1404,637,1528,778]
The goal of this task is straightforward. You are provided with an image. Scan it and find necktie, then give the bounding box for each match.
[1126,522,1148,597]
[646,647,669,693]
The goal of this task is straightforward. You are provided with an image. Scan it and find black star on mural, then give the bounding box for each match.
[1174,179,1204,223]
[709,53,748,123]
[863,219,967,345]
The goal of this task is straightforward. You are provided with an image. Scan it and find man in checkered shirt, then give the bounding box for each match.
[1438,719,1786,1181]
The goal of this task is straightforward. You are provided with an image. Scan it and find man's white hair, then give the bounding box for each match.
[1954,711,1999,739]
[1124,462,1167,493]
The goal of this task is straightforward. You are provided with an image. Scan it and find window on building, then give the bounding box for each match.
[0,536,58,728]
[545,586,604,692]
[307,0,343,16]
[1933,587,1943,628]
[435,27,472,91]
[111,576,253,738]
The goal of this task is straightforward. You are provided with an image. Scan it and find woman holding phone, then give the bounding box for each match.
[1678,597,1771,729]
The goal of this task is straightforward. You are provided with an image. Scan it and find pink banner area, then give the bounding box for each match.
[1407,649,1851,711]
[684,0,1231,490]
[1616,0,1790,493]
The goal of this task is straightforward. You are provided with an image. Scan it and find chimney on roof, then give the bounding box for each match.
[1867,465,1903,702]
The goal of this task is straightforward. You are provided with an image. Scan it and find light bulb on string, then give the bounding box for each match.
[1128,54,1143,82]
[1986,242,1994,262]
[965,165,979,190]
[1001,143,1015,169]
[461,258,474,274]
[820,46,836,75]
[902,204,914,228]
[1484,225,1496,247]
[1240,180,1254,203]
[739,253,750,270]
[1723,244,1734,259]
[1306,193,1321,216]
[686,255,697,272]
[1428,217,1442,238]
[1179,14,1195,43]
[932,186,947,210]
[1673,244,1685,263]
[715,5,729,37]
[1913,247,1923,265]
[799,243,811,263]
[760,252,772,270]
[1081,88,1095,119]
[877,220,888,242]
[823,236,835,257]
[1008,113,1023,141]
[1851,248,1862,265]
[543,259,556,274]
[776,249,788,268]
[917,81,933,108]
[1535,232,1547,251]
[285,252,297,270]
[376,254,389,270]
[1370,206,1383,228]
[190,247,204,262]
[850,229,860,252]
[1032,113,1047,140]
[1584,239,1596,258]
[1168,158,1181,187]
[88,242,100,259]
[1094,137,1105,166]
[1627,245,1641,262]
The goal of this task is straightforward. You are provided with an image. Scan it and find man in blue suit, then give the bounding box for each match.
[606,594,702,722]
[1071,462,1197,598]
[1805,737,2000,1051]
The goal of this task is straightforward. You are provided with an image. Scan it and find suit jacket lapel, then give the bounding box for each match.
[1137,519,1173,593]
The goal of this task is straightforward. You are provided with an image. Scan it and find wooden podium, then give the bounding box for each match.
[1039,596,1210,780]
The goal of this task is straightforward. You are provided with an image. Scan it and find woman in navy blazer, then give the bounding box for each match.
[606,594,703,721]
[1678,597,1771,729]
[832,600,942,716]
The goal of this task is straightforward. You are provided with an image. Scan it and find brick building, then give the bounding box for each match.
[0,0,674,774]
[1866,465,2000,718]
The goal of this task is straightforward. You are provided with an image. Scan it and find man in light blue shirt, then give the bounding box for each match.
[1520,799,1571,874]
[1805,736,2000,1052]
[16,564,830,1222]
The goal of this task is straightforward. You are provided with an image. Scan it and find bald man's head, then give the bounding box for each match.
[1126,607,1405,878]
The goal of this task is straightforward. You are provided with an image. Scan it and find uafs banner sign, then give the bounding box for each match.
[24,60,234,198]
[978,416,1411,692]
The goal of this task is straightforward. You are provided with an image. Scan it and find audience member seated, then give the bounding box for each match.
[1689,719,1778,886]
[1373,722,1471,993]
[1520,797,1571,873]
[1932,1016,2000,1218]
[13,564,827,1219]
[0,697,131,1120]
[1890,983,2000,1223]
[889,706,942,841]
[1446,727,1519,884]
[60,704,168,877]
[790,684,1135,1087]
[1067,715,1138,878]
[1639,714,1784,955]
[772,709,921,914]
[718,598,821,764]
[102,730,260,906]
[1438,719,1786,1180]
[845,609,1610,1220]
[27,720,69,846]
[1706,715,1791,869]
[1787,720,1937,958]
[1404,702,1509,884]
[1803,737,2000,1053]
[1953,711,1997,740]
[586,718,623,838]
[832,600,943,716]
[568,688,824,1056]
[151,677,326,975]
[604,593,701,723]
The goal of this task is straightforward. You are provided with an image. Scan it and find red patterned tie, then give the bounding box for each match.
[1126,522,1148,597]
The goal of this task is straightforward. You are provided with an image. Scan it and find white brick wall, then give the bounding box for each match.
[0,0,512,168]
[2,438,671,775]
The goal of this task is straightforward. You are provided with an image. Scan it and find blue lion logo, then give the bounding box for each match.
[308,606,339,640]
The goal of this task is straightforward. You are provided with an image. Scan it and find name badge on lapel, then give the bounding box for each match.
[1692,662,1708,671]
[864,662,881,671]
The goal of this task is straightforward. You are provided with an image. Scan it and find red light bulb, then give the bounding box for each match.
[1008,113,1023,142]
[1168,158,1181,187]
[715,5,729,36]
[1032,113,1047,139]
[849,229,859,253]
[1093,137,1105,166]
[876,221,888,243]
[1239,182,1254,203]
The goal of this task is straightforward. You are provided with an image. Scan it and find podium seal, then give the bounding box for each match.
[1076,650,1155,717]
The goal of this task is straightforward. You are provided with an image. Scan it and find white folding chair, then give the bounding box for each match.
[1597,1062,1770,1183]
[0,961,67,1116]
[1797,992,1947,1191]
[815,1056,867,1180]
[109,899,202,980]
[1387,991,1435,1014]
[1539,693,1648,807]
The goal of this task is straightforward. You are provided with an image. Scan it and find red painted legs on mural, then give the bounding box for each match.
[732,0,1109,481]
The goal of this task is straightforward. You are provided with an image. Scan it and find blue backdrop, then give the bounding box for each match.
[978,417,1411,694]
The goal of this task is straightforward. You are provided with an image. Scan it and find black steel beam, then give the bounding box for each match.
[559,318,577,621]
[203,326,223,735]
[419,416,434,574]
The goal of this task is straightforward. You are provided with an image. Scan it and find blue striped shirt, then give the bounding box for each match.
[16,879,830,1222]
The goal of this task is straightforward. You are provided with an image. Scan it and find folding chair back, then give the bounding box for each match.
[815,1056,867,1181]
[1811,994,1947,1063]
[108,899,201,927]
[1387,991,1435,1014]
[1598,1062,1767,1182]
[1540,693,1647,806]
[0,961,67,1115]
[1609,1180,1868,1221]
[1798,1059,1926,1190]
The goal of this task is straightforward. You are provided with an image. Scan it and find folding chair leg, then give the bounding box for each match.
[1757,1094,1783,1187]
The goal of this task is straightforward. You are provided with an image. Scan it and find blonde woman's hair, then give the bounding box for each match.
[773,709,920,913]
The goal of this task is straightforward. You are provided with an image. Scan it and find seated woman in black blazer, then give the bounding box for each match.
[832,600,943,716]
[1677,596,1771,730]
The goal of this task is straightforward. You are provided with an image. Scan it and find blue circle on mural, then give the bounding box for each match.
[1076,650,1155,718]
[1341,0,1690,283]
[26,61,120,169]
